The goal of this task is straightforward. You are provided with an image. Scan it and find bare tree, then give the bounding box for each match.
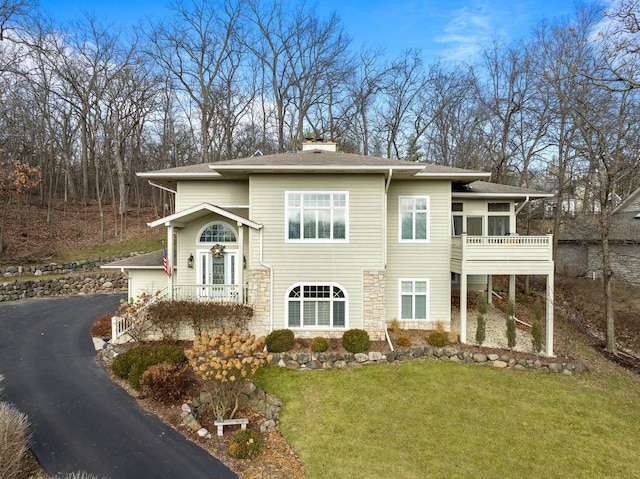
[145,0,244,163]
[0,0,34,41]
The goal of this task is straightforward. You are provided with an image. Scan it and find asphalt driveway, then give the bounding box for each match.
[0,294,237,478]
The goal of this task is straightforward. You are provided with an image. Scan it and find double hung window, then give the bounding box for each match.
[287,192,347,241]
[400,196,430,241]
[399,280,429,321]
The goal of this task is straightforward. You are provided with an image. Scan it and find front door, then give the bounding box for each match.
[197,250,238,300]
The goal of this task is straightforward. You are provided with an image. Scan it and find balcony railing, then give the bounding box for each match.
[451,234,553,265]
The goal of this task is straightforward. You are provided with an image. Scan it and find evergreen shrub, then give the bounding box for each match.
[342,329,370,353]
[265,329,295,353]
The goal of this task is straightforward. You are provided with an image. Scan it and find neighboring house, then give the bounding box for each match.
[556,186,640,282]
[103,141,555,354]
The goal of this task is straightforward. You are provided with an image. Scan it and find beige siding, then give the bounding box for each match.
[386,180,451,329]
[128,270,167,298]
[249,174,386,332]
[176,180,249,210]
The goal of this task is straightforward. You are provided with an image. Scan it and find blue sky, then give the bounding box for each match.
[37,0,582,62]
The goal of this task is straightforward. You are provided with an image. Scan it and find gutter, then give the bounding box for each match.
[148,180,177,195]
[258,228,274,333]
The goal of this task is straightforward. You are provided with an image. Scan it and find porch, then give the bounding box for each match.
[451,233,555,356]
[167,284,248,303]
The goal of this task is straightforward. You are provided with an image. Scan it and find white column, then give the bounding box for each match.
[545,273,555,357]
[460,272,467,344]
[508,274,516,306]
[237,222,244,303]
[487,275,493,304]
[167,225,174,300]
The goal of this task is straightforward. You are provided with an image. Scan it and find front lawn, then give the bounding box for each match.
[255,361,640,479]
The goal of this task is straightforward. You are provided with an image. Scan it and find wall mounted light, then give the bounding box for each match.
[210,243,225,258]
[187,254,194,268]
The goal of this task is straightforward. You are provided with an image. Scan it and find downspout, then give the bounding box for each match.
[258,228,274,333]
[120,266,131,300]
[384,169,393,267]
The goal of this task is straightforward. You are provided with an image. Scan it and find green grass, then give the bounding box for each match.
[255,361,640,479]
[57,231,164,263]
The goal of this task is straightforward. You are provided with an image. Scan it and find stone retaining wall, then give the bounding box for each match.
[0,272,128,302]
[270,346,585,375]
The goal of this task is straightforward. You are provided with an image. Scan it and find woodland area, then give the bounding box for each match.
[1,0,640,352]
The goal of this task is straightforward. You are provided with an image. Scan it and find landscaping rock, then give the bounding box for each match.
[473,353,487,363]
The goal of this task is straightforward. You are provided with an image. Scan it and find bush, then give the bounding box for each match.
[428,331,447,347]
[112,344,186,391]
[0,401,30,479]
[265,329,295,353]
[342,329,370,353]
[532,319,543,353]
[396,335,411,348]
[475,314,486,346]
[506,301,517,350]
[141,362,195,403]
[186,329,269,419]
[228,429,262,459]
[311,337,329,353]
[90,313,113,338]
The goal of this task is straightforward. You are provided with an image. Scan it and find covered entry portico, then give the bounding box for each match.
[147,202,262,303]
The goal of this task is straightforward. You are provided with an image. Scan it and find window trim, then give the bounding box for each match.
[398,195,431,243]
[285,191,349,243]
[285,282,348,330]
[398,279,430,321]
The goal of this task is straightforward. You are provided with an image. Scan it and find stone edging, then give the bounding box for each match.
[269,346,585,375]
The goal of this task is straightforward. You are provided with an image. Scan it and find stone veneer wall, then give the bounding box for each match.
[247,269,271,337]
[556,243,640,283]
[363,270,386,340]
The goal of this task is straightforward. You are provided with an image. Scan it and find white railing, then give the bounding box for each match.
[172,284,242,303]
[452,234,553,263]
[111,288,168,343]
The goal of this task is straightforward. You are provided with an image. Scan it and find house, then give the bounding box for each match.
[103,141,555,354]
[556,186,640,282]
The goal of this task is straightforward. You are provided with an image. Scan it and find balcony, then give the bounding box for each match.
[451,234,554,275]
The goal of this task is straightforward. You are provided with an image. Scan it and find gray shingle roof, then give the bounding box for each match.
[102,250,164,269]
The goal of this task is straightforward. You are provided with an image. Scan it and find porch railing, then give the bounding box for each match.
[451,234,553,263]
[172,284,244,303]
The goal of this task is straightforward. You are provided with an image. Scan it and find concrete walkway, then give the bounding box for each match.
[0,294,237,479]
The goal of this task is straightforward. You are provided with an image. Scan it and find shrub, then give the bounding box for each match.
[475,313,486,346]
[342,329,370,353]
[506,301,517,350]
[228,429,262,459]
[90,313,113,338]
[477,297,488,316]
[111,344,186,391]
[265,329,295,353]
[0,401,30,479]
[147,300,253,338]
[428,331,447,347]
[311,337,329,353]
[141,363,195,403]
[532,302,543,353]
[396,335,411,348]
[389,318,400,334]
[186,329,270,419]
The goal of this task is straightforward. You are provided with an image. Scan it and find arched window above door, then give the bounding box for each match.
[198,222,237,243]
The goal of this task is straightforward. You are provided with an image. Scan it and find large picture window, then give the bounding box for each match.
[399,279,429,321]
[286,192,347,241]
[400,196,430,241]
[287,284,347,329]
